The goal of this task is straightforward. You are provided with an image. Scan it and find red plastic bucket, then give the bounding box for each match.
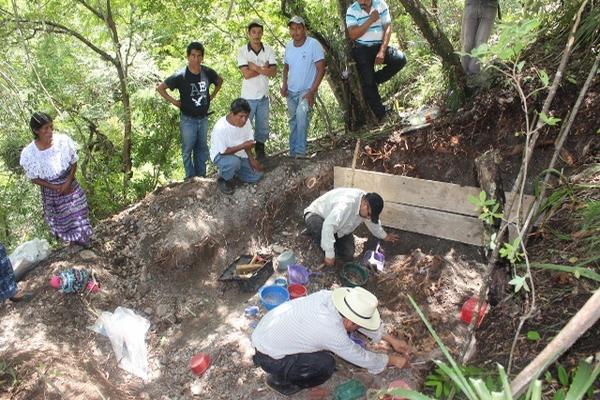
[460,297,488,327]
[387,379,411,400]
[190,353,211,376]
[288,283,307,299]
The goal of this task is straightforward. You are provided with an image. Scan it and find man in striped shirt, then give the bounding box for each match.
[251,287,410,396]
[346,0,406,121]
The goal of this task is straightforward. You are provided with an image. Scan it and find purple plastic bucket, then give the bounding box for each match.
[287,264,310,285]
[363,250,385,271]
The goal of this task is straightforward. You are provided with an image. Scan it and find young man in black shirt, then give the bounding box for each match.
[157,42,223,179]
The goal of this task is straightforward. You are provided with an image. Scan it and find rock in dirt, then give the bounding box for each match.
[144,307,153,315]
[79,250,97,260]
[156,304,170,318]
[190,380,202,396]
[271,244,285,253]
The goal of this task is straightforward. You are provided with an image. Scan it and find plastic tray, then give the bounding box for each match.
[218,254,273,292]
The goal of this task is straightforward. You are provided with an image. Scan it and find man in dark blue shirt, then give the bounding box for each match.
[157,42,223,179]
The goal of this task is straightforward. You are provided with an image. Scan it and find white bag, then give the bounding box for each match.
[8,239,50,281]
[89,307,150,380]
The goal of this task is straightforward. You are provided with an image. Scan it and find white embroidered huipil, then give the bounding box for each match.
[251,290,389,374]
[304,188,387,259]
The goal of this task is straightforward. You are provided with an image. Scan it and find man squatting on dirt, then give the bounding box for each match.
[209,98,264,195]
[251,286,410,395]
[304,188,399,267]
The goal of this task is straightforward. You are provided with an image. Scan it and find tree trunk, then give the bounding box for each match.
[103,0,133,192]
[397,0,466,99]
[281,0,377,131]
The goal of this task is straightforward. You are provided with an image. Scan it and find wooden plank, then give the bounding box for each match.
[381,202,484,246]
[334,166,535,221]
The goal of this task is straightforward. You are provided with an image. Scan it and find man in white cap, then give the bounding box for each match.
[251,287,409,396]
[280,15,326,158]
[304,188,398,267]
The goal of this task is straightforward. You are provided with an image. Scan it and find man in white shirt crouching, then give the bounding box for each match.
[209,98,263,194]
[251,286,410,396]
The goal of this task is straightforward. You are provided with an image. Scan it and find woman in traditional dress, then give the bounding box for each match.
[19,112,93,246]
[1,241,32,302]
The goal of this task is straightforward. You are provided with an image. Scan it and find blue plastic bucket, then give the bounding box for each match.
[259,285,289,310]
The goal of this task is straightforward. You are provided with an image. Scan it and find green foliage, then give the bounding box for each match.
[471,18,541,64]
[0,359,18,388]
[500,237,525,265]
[526,331,541,341]
[469,191,504,225]
[551,358,600,400]
[538,111,561,126]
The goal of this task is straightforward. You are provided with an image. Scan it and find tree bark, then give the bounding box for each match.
[397,0,465,95]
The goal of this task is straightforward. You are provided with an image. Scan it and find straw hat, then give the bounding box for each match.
[332,287,381,330]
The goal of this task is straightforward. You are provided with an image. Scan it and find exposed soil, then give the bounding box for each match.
[1,78,598,400]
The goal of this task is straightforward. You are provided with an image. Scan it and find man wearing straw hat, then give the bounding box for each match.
[304,187,398,267]
[251,287,410,396]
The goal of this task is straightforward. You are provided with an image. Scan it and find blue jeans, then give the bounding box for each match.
[461,0,498,74]
[247,96,270,144]
[180,114,209,178]
[214,154,263,183]
[286,91,311,157]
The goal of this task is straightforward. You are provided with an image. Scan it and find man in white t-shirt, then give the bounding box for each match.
[209,98,263,194]
[237,20,277,162]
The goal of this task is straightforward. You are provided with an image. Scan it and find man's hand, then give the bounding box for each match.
[375,50,385,65]
[303,90,316,107]
[388,354,408,369]
[384,233,399,242]
[248,62,260,73]
[58,181,73,195]
[240,140,256,150]
[368,10,380,24]
[323,257,335,266]
[249,158,263,172]
[173,100,181,108]
[384,334,411,355]
[280,85,288,98]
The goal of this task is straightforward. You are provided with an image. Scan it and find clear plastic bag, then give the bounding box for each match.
[8,239,50,281]
[89,307,150,380]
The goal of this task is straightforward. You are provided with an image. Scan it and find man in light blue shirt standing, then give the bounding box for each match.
[280,16,326,158]
[346,0,406,121]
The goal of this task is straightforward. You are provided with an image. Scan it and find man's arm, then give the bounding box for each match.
[280,63,289,97]
[156,82,181,108]
[347,11,380,41]
[302,59,326,107]
[210,77,223,100]
[221,140,255,155]
[376,23,393,64]
[247,62,277,78]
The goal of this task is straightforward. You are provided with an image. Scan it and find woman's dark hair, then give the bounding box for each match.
[230,98,251,115]
[186,41,205,57]
[29,112,53,137]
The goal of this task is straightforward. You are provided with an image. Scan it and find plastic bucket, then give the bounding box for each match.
[277,250,295,272]
[274,277,288,287]
[259,285,289,310]
[363,250,385,271]
[288,264,310,285]
[190,353,212,376]
[388,379,411,400]
[460,297,488,327]
[288,283,307,299]
[340,262,369,287]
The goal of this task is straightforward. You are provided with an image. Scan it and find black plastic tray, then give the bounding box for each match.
[218,254,273,292]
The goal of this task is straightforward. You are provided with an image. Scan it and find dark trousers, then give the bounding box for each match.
[352,45,407,119]
[253,351,336,389]
[304,213,355,260]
